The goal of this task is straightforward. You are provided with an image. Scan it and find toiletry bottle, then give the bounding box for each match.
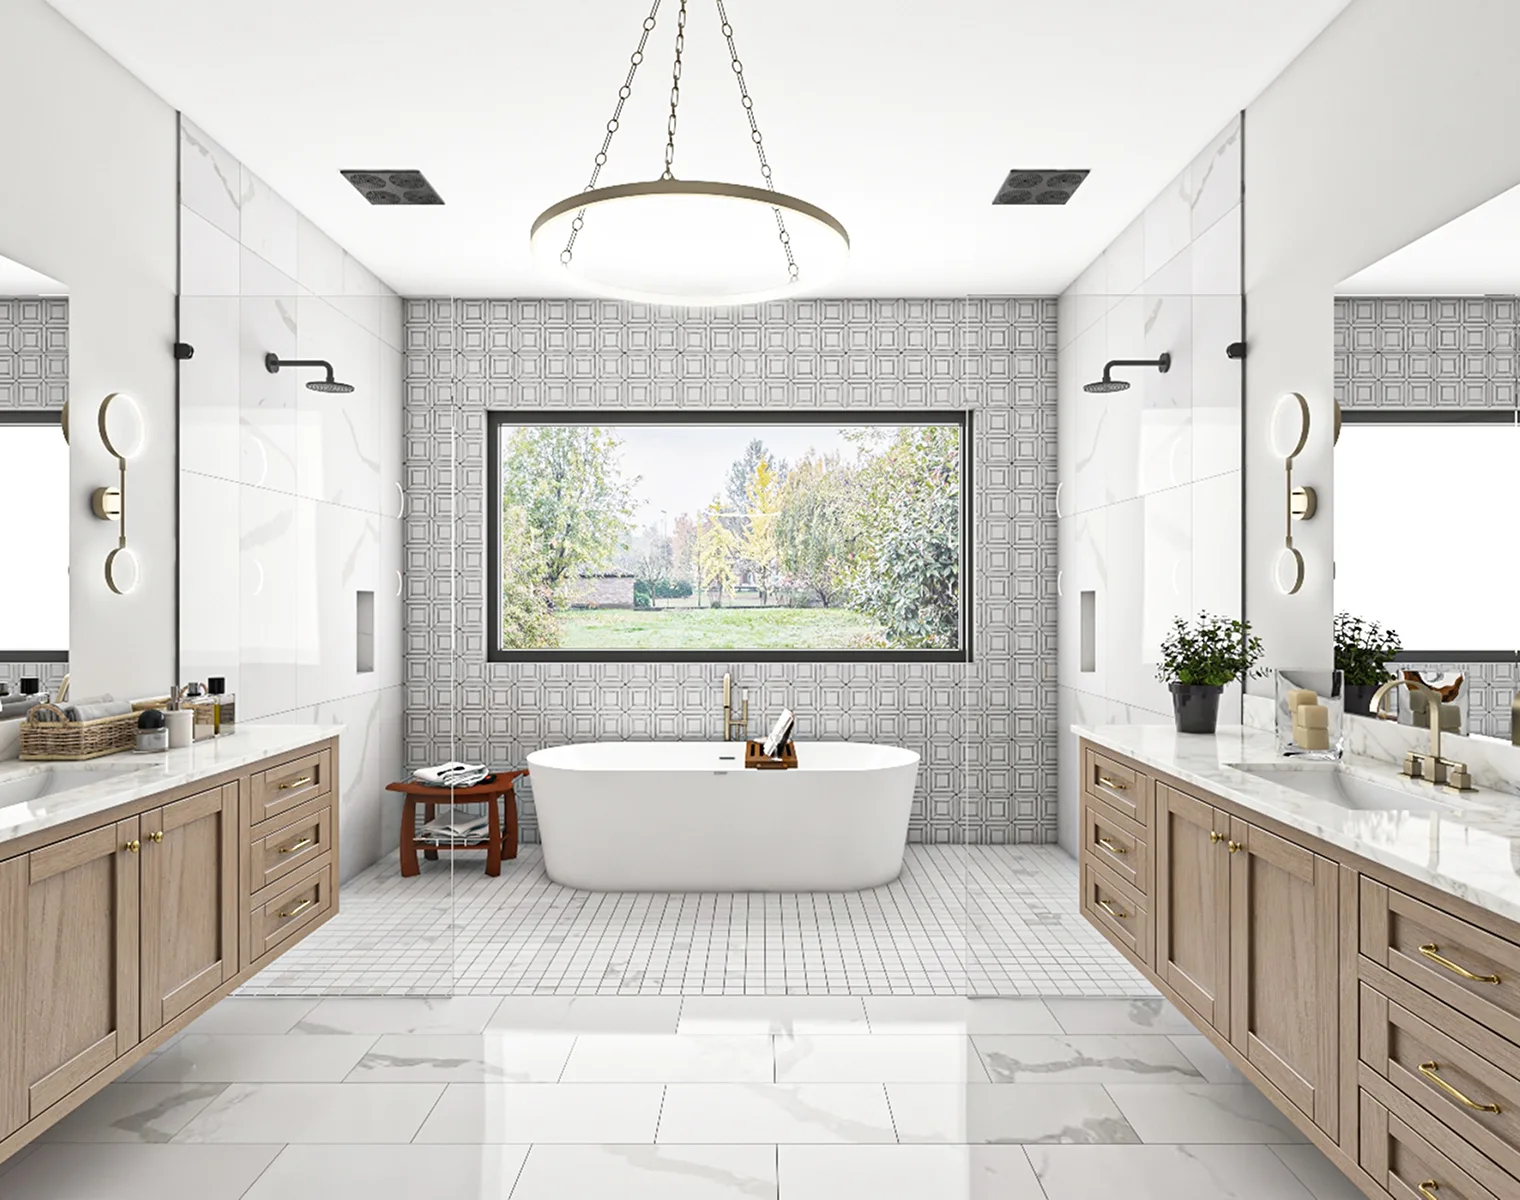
[136,708,168,753]
[207,676,235,736]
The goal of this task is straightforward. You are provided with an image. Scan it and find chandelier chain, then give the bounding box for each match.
[662,0,688,180]
[562,0,665,265]
[714,0,797,282]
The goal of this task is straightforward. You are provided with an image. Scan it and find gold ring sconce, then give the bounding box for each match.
[1269,392,1317,595]
[90,392,146,596]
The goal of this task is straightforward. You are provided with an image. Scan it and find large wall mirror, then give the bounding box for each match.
[1334,183,1520,742]
[0,250,70,717]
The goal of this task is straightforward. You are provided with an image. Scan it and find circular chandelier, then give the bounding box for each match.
[530,0,850,306]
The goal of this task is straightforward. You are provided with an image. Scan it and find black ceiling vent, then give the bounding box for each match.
[992,169,1089,206]
[341,169,445,206]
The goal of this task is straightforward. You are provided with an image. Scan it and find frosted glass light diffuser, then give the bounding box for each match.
[105,546,140,596]
[1269,391,1311,460]
[98,392,146,460]
[1274,545,1305,595]
[531,179,850,306]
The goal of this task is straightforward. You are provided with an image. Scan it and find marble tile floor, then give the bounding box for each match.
[0,997,1365,1199]
[238,844,1155,997]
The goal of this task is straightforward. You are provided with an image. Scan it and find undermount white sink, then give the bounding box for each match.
[1230,762,1456,814]
[0,760,158,813]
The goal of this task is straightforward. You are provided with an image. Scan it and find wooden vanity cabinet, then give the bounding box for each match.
[1077,737,1520,1199]
[0,738,338,1155]
[139,783,240,1036]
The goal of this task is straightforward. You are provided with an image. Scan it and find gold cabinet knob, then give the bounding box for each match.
[148,831,164,844]
[1227,840,1243,854]
[123,840,140,854]
[1209,831,1223,844]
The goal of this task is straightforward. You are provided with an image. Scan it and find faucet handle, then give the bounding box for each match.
[1441,760,1476,792]
[1401,751,1425,780]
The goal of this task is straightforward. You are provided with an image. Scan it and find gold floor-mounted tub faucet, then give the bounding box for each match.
[1370,677,1475,791]
[722,672,749,742]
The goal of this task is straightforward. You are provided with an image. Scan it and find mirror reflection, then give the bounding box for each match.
[1334,184,1520,743]
[0,250,69,717]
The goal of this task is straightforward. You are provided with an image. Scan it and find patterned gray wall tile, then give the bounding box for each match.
[1336,295,1520,409]
[0,297,68,411]
[403,298,1059,845]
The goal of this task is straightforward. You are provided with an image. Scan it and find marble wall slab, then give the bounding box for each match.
[1055,115,1245,853]
[176,116,404,881]
[402,297,1060,845]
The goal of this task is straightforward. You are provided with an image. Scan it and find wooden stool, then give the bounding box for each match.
[386,770,527,877]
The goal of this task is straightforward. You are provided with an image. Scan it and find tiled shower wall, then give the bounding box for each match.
[175,117,405,880]
[1055,115,1245,853]
[1,296,69,687]
[1336,294,1519,737]
[402,298,1060,844]
[0,296,67,410]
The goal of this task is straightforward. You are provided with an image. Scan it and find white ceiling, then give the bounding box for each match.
[1338,181,1520,295]
[47,0,1351,298]
[0,252,68,296]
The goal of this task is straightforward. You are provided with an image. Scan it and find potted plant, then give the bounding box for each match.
[1156,612,1265,734]
[1334,612,1402,716]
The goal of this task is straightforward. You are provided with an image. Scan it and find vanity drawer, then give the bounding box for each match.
[1361,878,1520,1048]
[246,856,333,968]
[1081,857,1150,966]
[1359,973,1520,1182]
[1081,798,1149,895]
[247,797,332,896]
[1360,1091,1505,1200]
[1081,745,1149,828]
[249,749,332,828]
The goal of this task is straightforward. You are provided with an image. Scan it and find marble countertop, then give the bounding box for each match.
[1076,723,1520,928]
[0,725,339,850]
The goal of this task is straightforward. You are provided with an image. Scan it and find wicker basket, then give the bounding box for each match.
[20,703,139,761]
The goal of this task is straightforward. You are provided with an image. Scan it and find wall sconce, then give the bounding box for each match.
[92,392,146,595]
[1269,391,1316,595]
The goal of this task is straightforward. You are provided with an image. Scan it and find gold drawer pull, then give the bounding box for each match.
[277,775,314,791]
[1418,1183,1439,1200]
[278,898,314,920]
[1418,1061,1501,1113]
[1096,774,1129,792]
[279,836,313,855]
[1419,943,1501,985]
[1097,898,1128,920]
[1097,836,1128,855]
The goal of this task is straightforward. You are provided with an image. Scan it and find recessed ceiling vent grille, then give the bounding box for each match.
[992,169,1089,206]
[341,169,445,206]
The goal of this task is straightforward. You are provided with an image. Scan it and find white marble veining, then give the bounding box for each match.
[0,725,337,848]
[1076,723,1520,926]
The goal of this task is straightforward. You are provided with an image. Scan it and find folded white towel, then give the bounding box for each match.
[413,761,490,787]
[64,700,134,722]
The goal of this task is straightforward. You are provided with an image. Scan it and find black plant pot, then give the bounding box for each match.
[1344,684,1378,718]
[1170,682,1224,734]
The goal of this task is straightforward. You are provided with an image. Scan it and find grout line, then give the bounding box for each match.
[409,1081,451,1145]
[652,1083,669,1146]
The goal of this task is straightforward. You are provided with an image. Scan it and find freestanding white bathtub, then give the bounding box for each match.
[526,741,920,892]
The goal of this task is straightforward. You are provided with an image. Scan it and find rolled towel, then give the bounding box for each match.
[62,700,134,722]
[0,696,43,720]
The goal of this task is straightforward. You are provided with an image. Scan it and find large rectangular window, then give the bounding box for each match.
[488,411,971,662]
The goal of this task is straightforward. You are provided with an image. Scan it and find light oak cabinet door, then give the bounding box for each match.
[140,784,240,1035]
[1228,816,1340,1140]
[1155,783,1231,1032]
[0,817,140,1134]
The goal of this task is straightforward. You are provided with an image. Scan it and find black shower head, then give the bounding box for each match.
[1083,353,1171,395]
[265,353,355,395]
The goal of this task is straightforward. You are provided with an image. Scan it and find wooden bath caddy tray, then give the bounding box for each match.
[745,741,798,770]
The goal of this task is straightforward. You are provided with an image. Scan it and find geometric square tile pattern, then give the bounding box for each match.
[402,298,1060,843]
[1337,295,1519,737]
[0,296,68,411]
[237,844,1153,999]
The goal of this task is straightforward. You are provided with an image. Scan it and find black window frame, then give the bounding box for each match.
[486,409,974,664]
[1337,407,1518,662]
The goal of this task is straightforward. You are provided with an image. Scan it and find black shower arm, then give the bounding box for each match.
[265,354,337,377]
[1102,358,1167,371]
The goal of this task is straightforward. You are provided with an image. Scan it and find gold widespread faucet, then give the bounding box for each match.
[1370,678,1475,791]
[722,672,749,742]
